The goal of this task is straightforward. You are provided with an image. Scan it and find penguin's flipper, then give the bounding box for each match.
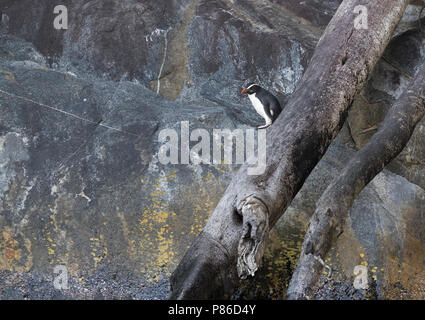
[263,102,274,123]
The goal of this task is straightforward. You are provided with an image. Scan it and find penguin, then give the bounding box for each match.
[241,83,282,129]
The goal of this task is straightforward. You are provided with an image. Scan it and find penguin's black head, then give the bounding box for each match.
[241,83,261,95]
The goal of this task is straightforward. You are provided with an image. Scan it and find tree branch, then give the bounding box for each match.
[286,60,425,300]
[170,0,409,299]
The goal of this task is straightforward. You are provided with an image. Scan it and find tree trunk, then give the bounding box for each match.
[170,0,409,299]
[286,60,425,300]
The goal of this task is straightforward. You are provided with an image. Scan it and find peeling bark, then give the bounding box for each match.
[236,196,269,279]
[286,61,425,300]
[170,0,409,300]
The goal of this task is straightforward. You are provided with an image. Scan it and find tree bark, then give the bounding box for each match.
[170,0,409,299]
[286,60,425,300]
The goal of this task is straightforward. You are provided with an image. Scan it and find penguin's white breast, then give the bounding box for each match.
[248,93,269,121]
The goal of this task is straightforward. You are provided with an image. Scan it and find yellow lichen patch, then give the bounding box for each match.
[137,168,225,281]
[41,226,58,260]
[138,172,179,279]
[0,228,32,272]
[154,226,175,278]
[89,236,108,268]
[1,230,19,265]
[190,194,215,236]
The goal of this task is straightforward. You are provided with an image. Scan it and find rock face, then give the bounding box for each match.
[0,0,424,299]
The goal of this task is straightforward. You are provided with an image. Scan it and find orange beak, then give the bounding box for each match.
[241,88,247,94]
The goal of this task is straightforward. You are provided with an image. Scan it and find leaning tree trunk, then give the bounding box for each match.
[286,61,425,300]
[170,0,409,299]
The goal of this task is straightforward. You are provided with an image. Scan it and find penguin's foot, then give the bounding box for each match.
[257,123,271,130]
